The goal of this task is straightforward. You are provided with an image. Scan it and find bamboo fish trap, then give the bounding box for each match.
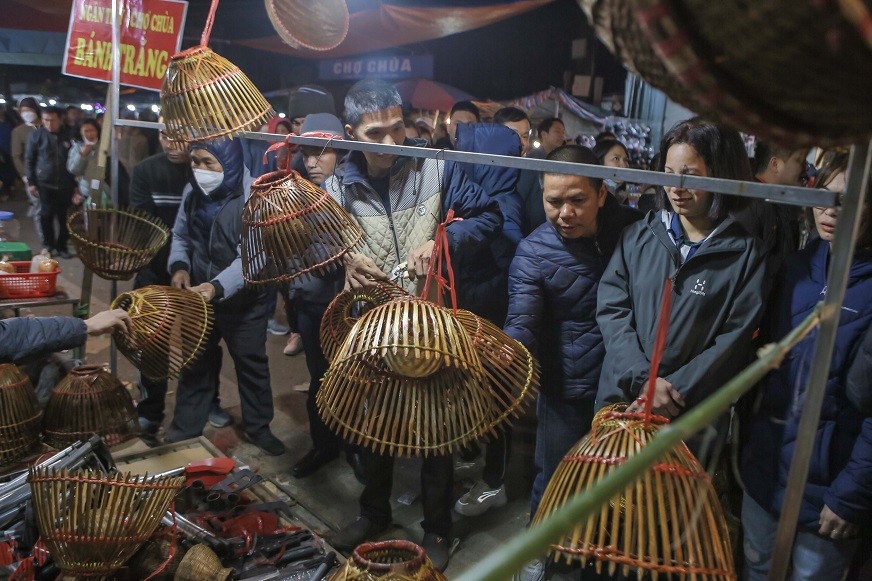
[67,207,170,281]
[265,0,350,52]
[328,540,446,581]
[128,534,186,580]
[317,297,492,457]
[111,286,214,381]
[174,544,233,581]
[42,365,138,449]
[241,169,364,284]
[161,0,274,143]
[320,282,410,363]
[0,364,42,466]
[27,467,185,578]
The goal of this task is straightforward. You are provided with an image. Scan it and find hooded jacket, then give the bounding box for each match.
[504,195,642,399]
[596,210,766,410]
[168,138,259,308]
[742,239,872,529]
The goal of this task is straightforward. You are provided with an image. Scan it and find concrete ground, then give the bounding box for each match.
[0,195,540,578]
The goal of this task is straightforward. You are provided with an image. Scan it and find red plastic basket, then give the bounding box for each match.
[0,262,60,299]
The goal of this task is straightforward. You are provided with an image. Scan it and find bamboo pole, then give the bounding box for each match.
[455,305,822,581]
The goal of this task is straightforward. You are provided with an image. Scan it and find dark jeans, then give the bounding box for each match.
[482,427,512,489]
[360,451,453,536]
[169,299,273,439]
[38,185,73,251]
[293,298,339,454]
[530,393,595,518]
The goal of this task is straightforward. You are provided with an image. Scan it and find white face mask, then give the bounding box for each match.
[193,168,224,195]
[21,111,38,124]
[84,138,98,145]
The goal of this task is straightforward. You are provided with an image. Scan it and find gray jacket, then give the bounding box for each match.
[596,210,767,411]
[0,317,87,363]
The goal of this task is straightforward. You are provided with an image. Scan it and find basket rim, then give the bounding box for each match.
[67,208,170,255]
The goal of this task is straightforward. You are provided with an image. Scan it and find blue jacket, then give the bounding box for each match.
[742,238,872,530]
[0,316,87,363]
[504,195,641,400]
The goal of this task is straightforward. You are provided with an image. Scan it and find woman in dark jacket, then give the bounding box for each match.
[596,119,766,430]
[741,153,872,580]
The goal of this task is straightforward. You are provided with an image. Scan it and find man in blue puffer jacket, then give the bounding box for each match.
[504,145,641,521]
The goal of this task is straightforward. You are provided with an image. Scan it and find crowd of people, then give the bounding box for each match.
[0,77,869,579]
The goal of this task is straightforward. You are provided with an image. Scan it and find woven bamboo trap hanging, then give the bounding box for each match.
[111,285,214,380]
[27,467,185,578]
[320,281,411,363]
[265,0,350,52]
[328,540,446,581]
[0,364,42,466]
[67,207,170,281]
[161,0,274,143]
[42,364,138,449]
[242,169,364,284]
[317,297,493,457]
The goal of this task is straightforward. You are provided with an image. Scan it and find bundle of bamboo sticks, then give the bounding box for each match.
[241,170,364,284]
[329,540,447,581]
[0,364,42,466]
[111,285,214,380]
[67,208,170,281]
[27,467,184,577]
[42,364,138,449]
[532,404,735,580]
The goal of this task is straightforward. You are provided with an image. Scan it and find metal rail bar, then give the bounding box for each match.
[112,118,836,208]
[768,140,872,580]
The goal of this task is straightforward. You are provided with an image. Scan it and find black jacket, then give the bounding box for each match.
[0,317,87,363]
[24,127,75,190]
[596,210,767,410]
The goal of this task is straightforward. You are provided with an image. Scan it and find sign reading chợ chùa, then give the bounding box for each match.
[63,0,188,91]
[319,54,433,81]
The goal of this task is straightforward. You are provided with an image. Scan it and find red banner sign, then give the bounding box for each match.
[63,0,188,91]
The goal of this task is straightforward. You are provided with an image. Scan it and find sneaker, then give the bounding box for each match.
[513,558,545,581]
[208,407,233,428]
[267,319,290,336]
[421,533,450,572]
[332,516,389,551]
[283,333,304,356]
[453,479,507,517]
[243,430,286,456]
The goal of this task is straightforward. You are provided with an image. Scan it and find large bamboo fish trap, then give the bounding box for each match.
[111,286,214,381]
[161,0,274,143]
[241,169,363,284]
[328,540,446,581]
[42,365,138,449]
[0,364,42,466]
[265,0,350,51]
[67,207,170,281]
[317,297,492,457]
[27,467,184,577]
[580,0,872,147]
[320,282,410,363]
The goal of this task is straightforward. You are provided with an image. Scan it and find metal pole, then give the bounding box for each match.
[109,0,122,374]
[768,140,872,580]
[455,307,822,581]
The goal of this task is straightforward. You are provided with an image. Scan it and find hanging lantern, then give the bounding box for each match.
[241,170,363,285]
[0,364,42,466]
[265,0,350,52]
[111,285,214,380]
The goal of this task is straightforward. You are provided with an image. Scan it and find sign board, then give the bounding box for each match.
[319,54,433,82]
[63,0,188,91]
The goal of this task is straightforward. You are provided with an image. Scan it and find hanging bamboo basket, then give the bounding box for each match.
[320,282,411,363]
[0,364,42,466]
[111,285,214,381]
[532,404,735,579]
[67,207,170,281]
[328,540,446,581]
[241,170,364,285]
[317,297,492,457]
[42,364,138,449]
[28,468,185,578]
[265,0,350,52]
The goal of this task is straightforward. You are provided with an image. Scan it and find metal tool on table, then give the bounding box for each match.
[212,468,263,493]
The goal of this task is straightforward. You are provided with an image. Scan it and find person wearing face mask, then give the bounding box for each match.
[11,98,43,236]
[66,120,102,206]
[166,138,284,457]
[593,138,632,204]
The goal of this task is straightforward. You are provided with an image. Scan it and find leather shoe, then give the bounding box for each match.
[243,430,286,456]
[421,532,450,571]
[293,449,338,478]
[331,516,389,551]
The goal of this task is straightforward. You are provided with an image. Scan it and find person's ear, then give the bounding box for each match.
[769,156,782,174]
[598,183,608,207]
[345,124,355,140]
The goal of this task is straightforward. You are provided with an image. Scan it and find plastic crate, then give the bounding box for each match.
[0,262,60,300]
[0,242,33,261]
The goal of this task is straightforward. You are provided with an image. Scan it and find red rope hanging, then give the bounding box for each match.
[642,277,674,423]
[422,208,462,313]
[200,0,220,46]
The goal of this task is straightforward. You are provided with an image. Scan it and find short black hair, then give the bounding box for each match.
[493,106,529,125]
[65,105,81,113]
[80,118,101,139]
[449,100,480,121]
[595,131,617,144]
[538,117,564,135]
[343,78,402,128]
[42,106,63,118]
[545,144,603,192]
[752,140,808,175]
